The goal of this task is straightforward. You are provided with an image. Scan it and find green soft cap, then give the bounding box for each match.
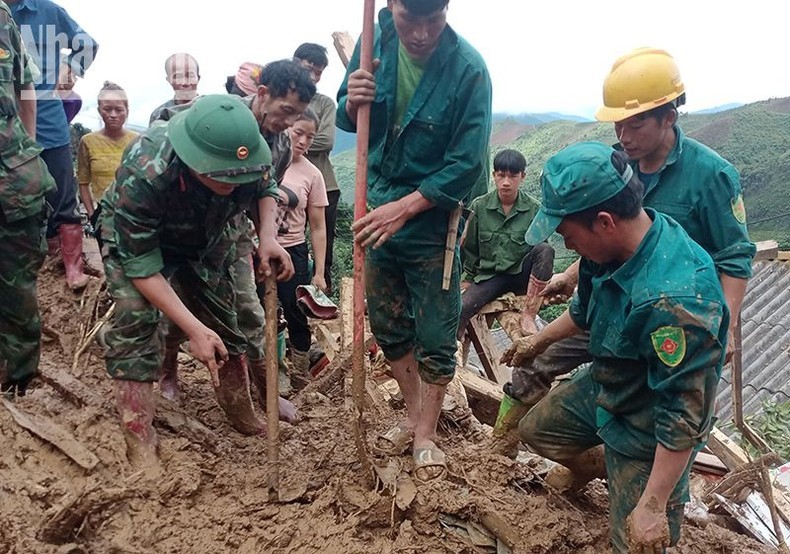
[525,142,632,245]
[168,94,272,185]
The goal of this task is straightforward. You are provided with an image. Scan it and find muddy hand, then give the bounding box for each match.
[625,497,670,554]
[541,272,574,306]
[352,200,409,249]
[500,335,541,366]
[188,327,228,387]
[257,239,294,282]
[346,59,380,107]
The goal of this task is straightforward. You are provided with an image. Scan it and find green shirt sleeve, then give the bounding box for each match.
[700,165,756,279]
[633,296,727,452]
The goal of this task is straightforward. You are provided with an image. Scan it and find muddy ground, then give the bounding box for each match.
[0,263,775,554]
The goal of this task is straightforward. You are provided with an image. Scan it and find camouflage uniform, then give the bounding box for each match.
[97,124,278,381]
[155,95,292,364]
[0,2,56,394]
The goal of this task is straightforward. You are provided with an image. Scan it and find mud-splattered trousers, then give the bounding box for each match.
[518,212,729,552]
[365,211,461,385]
[0,5,57,391]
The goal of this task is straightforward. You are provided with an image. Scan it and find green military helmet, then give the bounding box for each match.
[168,94,272,184]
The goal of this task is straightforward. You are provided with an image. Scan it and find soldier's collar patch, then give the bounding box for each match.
[731,194,746,225]
[0,48,10,61]
[651,326,686,367]
[236,146,249,160]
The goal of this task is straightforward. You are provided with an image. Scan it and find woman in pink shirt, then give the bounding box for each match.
[276,109,328,380]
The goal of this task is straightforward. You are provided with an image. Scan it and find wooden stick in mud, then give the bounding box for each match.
[442,202,463,290]
[264,274,280,501]
[350,0,377,486]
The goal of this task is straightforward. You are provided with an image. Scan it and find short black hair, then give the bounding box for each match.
[493,149,526,174]
[399,0,449,16]
[257,59,316,103]
[293,43,329,68]
[638,92,686,123]
[566,150,644,227]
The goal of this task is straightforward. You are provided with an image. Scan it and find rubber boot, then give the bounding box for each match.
[213,354,266,435]
[58,223,90,291]
[290,349,310,391]
[113,380,160,470]
[545,445,607,492]
[158,346,180,401]
[489,383,534,458]
[521,275,549,336]
[247,357,298,423]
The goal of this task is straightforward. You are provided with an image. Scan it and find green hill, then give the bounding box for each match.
[332,97,790,245]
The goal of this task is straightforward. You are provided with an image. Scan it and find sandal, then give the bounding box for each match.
[373,423,414,456]
[413,443,447,483]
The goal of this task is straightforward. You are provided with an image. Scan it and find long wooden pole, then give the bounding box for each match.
[264,274,280,501]
[351,0,376,483]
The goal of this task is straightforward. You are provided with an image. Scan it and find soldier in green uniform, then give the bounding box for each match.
[337,0,492,481]
[501,142,728,553]
[521,48,755,405]
[97,95,293,466]
[0,1,57,397]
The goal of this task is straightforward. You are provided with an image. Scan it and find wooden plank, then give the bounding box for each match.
[340,277,354,351]
[692,452,728,476]
[708,427,750,470]
[467,314,509,385]
[777,251,790,262]
[478,295,524,316]
[314,322,339,362]
[2,399,99,471]
[753,240,779,262]
[332,31,356,68]
[455,368,503,426]
[39,368,104,408]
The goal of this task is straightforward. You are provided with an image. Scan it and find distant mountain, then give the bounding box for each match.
[332,96,790,245]
[692,102,744,115]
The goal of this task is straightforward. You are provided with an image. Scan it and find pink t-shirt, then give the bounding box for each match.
[275,156,329,248]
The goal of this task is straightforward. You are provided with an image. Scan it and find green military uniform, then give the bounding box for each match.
[522,211,728,551]
[98,122,278,381]
[0,2,56,395]
[336,8,492,384]
[630,125,756,278]
[462,189,540,283]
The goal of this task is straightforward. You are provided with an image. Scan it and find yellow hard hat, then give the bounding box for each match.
[595,47,685,122]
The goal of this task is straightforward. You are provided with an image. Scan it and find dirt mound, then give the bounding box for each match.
[0,264,774,553]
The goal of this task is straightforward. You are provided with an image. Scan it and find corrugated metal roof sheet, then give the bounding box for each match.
[716,259,790,423]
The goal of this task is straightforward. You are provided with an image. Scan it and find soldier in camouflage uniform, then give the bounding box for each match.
[0,1,57,397]
[97,95,294,466]
[155,60,316,403]
[502,143,728,553]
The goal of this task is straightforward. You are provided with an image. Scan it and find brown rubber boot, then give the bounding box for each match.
[213,354,266,435]
[289,349,310,391]
[113,380,160,470]
[521,275,549,335]
[247,357,298,423]
[158,346,180,401]
[58,223,90,291]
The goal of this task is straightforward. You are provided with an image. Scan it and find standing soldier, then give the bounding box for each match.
[337,0,492,481]
[0,1,56,397]
[97,95,293,466]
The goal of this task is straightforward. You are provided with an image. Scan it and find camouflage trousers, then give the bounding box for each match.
[102,253,254,381]
[365,239,461,385]
[518,366,691,553]
[0,209,48,388]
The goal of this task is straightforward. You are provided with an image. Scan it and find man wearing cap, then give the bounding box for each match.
[97,95,293,467]
[500,142,728,553]
[336,0,492,482]
[514,47,755,413]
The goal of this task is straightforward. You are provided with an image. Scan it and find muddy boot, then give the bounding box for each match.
[213,354,265,435]
[489,384,534,458]
[521,275,549,336]
[289,349,310,391]
[545,445,607,492]
[47,236,60,258]
[248,357,298,423]
[158,346,180,401]
[58,223,90,291]
[113,380,160,470]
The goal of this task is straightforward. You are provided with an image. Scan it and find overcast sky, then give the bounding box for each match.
[55,0,790,130]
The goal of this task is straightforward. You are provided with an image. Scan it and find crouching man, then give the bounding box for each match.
[502,142,728,553]
[96,95,294,466]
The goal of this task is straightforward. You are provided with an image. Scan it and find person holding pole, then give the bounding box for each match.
[337,0,492,482]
